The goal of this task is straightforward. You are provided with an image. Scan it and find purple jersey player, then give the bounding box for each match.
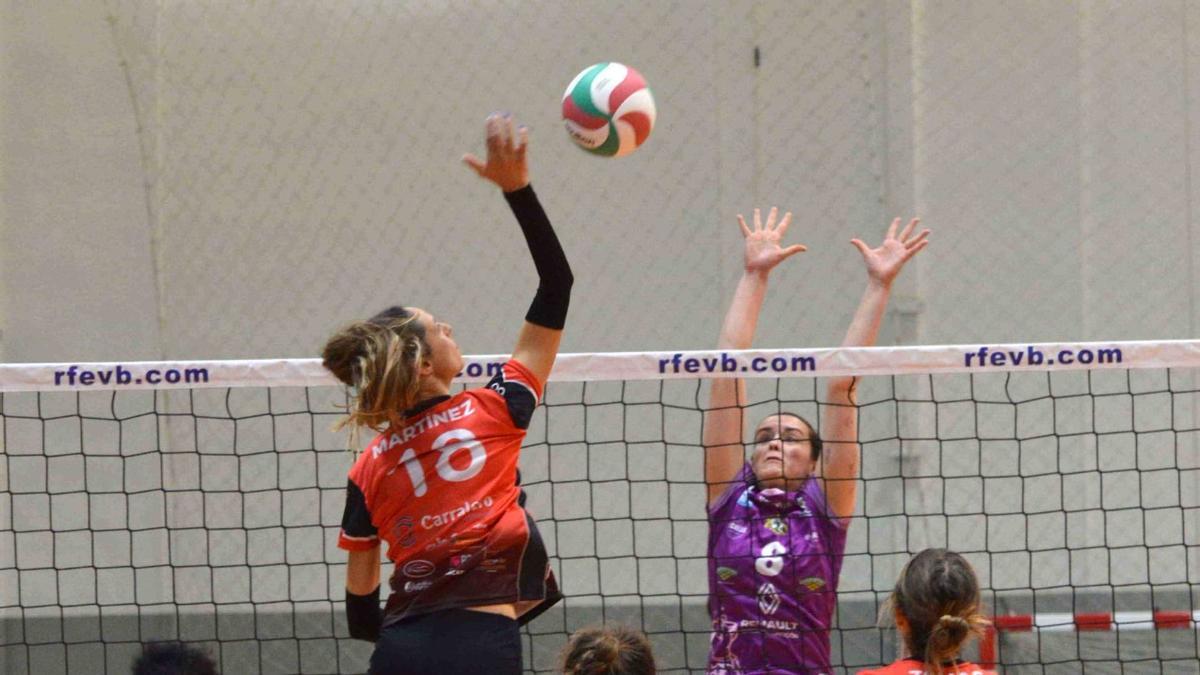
[704,208,930,674]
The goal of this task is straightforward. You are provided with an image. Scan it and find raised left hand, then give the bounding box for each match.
[851,217,930,286]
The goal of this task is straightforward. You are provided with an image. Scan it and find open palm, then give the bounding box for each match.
[739,207,807,275]
[463,113,530,193]
[852,217,930,285]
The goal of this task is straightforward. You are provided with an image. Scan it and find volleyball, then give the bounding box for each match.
[561,62,656,157]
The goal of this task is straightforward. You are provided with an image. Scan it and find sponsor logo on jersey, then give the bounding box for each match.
[738,618,799,632]
[425,532,458,552]
[764,517,788,536]
[480,557,507,573]
[726,522,748,537]
[757,581,781,615]
[402,559,435,578]
[716,566,738,582]
[421,495,494,529]
[392,516,416,547]
[799,576,826,591]
[442,551,478,577]
[403,580,433,593]
[716,615,740,634]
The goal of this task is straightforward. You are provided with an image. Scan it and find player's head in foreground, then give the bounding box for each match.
[322,304,463,432]
[560,625,656,675]
[131,642,219,675]
[885,549,990,674]
[748,412,823,490]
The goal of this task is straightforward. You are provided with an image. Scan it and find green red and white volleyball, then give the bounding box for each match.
[561,62,656,157]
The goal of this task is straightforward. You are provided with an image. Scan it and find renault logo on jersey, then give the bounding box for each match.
[764,517,788,536]
[757,582,781,615]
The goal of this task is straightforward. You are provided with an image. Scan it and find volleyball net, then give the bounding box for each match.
[2,341,1198,674]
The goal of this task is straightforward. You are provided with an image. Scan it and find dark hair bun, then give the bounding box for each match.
[562,625,656,675]
[593,633,620,664]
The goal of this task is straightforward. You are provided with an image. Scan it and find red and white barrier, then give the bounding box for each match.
[980,611,1200,668]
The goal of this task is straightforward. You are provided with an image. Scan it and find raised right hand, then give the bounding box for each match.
[738,207,807,276]
[463,113,530,193]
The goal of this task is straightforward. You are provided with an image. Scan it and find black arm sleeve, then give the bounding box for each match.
[504,185,574,329]
[345,585,382,642]
[340,479,377,541]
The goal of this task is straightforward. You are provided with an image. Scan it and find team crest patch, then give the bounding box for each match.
[764,517,788,536]
[716,566,738,582]
[392,516,416,548]
[799,576,826,591]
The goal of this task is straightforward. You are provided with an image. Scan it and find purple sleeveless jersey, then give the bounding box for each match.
[707,465,849,674]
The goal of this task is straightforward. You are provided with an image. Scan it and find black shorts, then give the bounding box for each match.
[368,609,521,675]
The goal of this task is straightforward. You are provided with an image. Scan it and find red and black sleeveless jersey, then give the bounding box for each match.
[337,360,560,625]
[858,659,996,675]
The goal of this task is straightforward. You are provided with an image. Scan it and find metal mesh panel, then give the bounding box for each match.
[88,1,1200,365]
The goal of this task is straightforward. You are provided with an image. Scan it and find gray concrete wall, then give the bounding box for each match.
[3,1,1198,363]
[1,1,162,363]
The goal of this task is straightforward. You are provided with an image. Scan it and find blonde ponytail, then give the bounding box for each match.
[321,307,428,443]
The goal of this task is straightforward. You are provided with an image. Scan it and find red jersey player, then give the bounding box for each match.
[861,661,992,675]
[858,549,995,675]
[321,113,572,675]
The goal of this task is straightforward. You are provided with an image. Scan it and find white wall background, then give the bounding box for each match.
[5,1,1197,365]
